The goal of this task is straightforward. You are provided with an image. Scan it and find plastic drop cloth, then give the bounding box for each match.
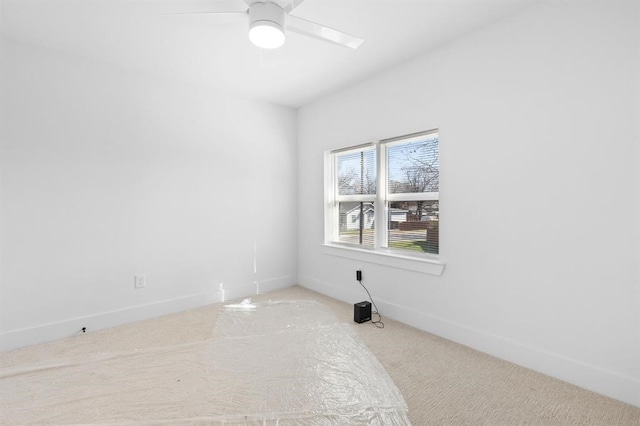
[1,300,410,425]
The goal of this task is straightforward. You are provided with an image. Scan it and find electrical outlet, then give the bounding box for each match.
[134,274,146,289]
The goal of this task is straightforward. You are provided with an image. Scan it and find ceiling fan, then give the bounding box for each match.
[168,0,364,50]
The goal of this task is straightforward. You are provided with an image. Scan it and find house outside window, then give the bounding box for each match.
[325,130,439,257]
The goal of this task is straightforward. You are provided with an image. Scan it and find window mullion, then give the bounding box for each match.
[387,192,439,202]
[375,142,387,249]
[336,195,376,203]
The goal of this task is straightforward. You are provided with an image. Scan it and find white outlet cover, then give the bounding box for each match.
[134,274,146,289]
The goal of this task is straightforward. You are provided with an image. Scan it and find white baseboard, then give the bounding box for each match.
[0,290,229,352]
[258,275,296,294]
[221,275,296,302]
[0,290,223,352]
[300,275,640,409]
[1,276,298,352]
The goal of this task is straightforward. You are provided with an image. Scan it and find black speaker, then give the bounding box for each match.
[354,301,372,323]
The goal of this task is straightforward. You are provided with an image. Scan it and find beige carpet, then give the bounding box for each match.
[2,285,639,425]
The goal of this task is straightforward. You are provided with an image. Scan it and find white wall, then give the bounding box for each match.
[0,37,298,350]
[298,1,640,407]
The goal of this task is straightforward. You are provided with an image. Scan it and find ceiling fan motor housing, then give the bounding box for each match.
[248,2,286,48]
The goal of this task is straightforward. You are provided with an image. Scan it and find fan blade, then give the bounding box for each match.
[286,15,363,49]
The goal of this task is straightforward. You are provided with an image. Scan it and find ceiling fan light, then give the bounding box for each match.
[249,21,285,49]
[248,2,286,49]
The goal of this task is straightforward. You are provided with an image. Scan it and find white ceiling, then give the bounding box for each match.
[1,0,537,108]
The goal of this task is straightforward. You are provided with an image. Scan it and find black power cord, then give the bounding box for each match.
[356,271,384,329]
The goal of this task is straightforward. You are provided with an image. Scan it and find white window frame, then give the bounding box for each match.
[325,143,377,245]
[323,130,445,276]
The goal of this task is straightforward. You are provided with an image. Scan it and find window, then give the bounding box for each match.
[325,130,439,257]
[332,145,376,247]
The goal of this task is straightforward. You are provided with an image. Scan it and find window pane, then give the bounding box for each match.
[387,135,439,194]
[336,148,376,195]
[337,202,375,247]
[387,200,439,254]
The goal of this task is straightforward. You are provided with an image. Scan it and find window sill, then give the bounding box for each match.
[321,244,445,276]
